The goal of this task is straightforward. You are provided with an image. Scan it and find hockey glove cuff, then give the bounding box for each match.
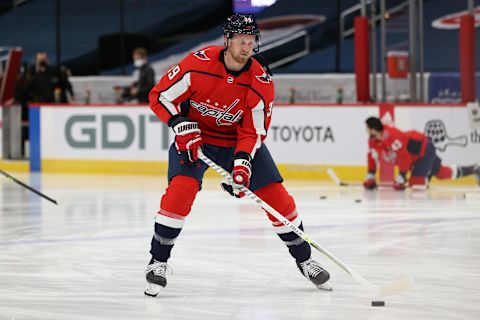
[221,152,252,198]
[169,115,203,162]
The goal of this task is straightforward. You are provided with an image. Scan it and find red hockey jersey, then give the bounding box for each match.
[149,45,274,159]
[368,125,428,173]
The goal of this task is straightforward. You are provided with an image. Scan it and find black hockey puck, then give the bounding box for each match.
[320,195,327,200]
[371,301,385,307]
[355,199,362,203]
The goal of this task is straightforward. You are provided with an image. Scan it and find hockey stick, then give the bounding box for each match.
[198,149,412,297]
[0,170,58,205]
[327,168,393,187]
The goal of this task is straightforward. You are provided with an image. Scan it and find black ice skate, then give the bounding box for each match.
[144,259,169,297]
[296,258,332,291]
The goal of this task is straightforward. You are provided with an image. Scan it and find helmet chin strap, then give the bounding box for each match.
[224,36,230,50]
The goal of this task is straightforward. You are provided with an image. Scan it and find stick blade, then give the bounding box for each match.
[327,168,341,186]
[379,275,414,297]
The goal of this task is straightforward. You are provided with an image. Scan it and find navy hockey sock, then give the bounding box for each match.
[150,223,183,262]
[276,222,311,263]
[457,165,475,178]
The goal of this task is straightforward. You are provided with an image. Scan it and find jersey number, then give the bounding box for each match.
[167,65,180,80]
[391,139,403,151]
[266,102,273,117]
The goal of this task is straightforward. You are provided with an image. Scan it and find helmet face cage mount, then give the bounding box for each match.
[223,13,260,42]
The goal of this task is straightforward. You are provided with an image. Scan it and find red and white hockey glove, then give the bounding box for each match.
[393,173,407,191]
[363,172,377,190]
[221,153,252,198]
[169,115,203,162]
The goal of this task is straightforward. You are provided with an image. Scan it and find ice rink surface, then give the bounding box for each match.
[0,172,479,320]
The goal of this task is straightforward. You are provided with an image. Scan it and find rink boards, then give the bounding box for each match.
[27,103,479,183]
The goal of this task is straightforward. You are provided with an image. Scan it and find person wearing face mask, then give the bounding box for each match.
[4,51,74,157]
[9,52,74,105]
[8,52,56,105]
[122,47,155,103]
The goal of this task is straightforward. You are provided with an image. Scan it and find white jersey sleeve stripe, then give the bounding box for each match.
[250,136,262,158]
[158,72,191,117]
[252,100,266,136]
[249,100,266,157]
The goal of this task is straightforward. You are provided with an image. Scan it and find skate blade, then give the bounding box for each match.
[411,185,428,190]
[144,283,162,297]
[316,282,333,291]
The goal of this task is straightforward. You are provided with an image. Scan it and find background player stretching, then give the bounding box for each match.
[363,117,480,190]
[144,14,331,296]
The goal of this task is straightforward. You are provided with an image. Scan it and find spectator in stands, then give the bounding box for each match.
[122,47,155,103]
[363,117,480,190]
[4,52,74,157]
[6,52,74,105]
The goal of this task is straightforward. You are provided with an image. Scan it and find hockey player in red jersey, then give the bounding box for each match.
[144,14,331,296]
[363,117,480,190]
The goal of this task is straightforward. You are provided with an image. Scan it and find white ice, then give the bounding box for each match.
[1,173,479,320]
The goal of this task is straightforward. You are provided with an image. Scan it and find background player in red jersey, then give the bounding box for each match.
[363,117,480,190]
[144,14,331,296]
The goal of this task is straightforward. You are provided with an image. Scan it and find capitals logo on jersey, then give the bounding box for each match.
[190,98,243,126]
[255,72,272,84]
[193,49,211,61]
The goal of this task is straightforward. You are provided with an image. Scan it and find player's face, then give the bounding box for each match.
[227,33,256,64]
[367,127,382,140]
